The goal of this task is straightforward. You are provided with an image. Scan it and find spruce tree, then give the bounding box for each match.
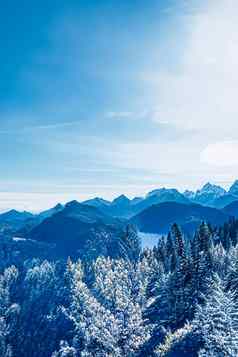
[194,275,238,356]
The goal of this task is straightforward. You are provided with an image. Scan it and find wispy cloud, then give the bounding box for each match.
[200,141,238,167]
[106,111,134,119]
[105,109,172,126]
[0,121,81,135]
[0,0,237,210]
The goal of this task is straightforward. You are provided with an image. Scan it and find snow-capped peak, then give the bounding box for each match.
[146,188,179,198]
[229,180,238,196]
[197,182,226,197]
[183,190,195,200]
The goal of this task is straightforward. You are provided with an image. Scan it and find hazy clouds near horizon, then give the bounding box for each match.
[0,0,238,210]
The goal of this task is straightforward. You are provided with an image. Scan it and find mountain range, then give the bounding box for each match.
[83,188,190,218]
[0,209,34,234]
[83,181,238,218]
[183,182,238,208]
[23,200,122,258]
[1,180,238,258]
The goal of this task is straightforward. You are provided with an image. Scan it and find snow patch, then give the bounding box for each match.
[13,237,27,242]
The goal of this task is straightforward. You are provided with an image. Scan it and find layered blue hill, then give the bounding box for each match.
[130,201,229,234]
[25,200,123,258]
[223,200,238,217]
[82,189,190,218]
[0,209,34,234]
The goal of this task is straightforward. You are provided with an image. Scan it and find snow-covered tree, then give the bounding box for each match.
[69,258,151,356]
[0,266,19,357]
[194,274,238,356]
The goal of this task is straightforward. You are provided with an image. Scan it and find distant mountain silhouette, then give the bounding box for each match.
[0,209,33,222]
[16,203,64,237]
[82,197,111,208]
[0,209,34,234]
[82,189,190,218]
[79,181,238,217]
[130,202,229,234]
[82,195,133,218]
[229,180,238,197]
[223,200,238,217]
[184,183,227,207]
[38,203,64,220]
[212,194,237,209]
[5,180,238,247]
[133,189,190,214]
[26,201,122,257]
[183,181,238,208]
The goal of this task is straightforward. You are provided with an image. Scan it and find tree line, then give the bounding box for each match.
[1,220,238,356]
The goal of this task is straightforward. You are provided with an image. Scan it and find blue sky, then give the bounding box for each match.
[1,0,238,211]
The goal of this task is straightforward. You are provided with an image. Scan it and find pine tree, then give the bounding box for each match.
[198,222,212,254]
[165,232,177,272]
[121,225,141,263]
[171,224,189,327]
[194,274,238,356]
[0,266,19,357]
[69,258,151,356]
[226,249,238,297]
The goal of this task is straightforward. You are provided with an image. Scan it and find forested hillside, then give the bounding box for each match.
[2,0,237,355]
[1,218,238,356]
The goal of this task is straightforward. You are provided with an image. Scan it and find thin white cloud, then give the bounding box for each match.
[200,141,238,167]
[31,121,81,130]
[106,111,134,119]
[0,121,81,135]
[106,109,172,125]
[1,0,238,211]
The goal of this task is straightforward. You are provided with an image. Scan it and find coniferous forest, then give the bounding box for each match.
[1,0,237,355]
[1,217,238,356]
